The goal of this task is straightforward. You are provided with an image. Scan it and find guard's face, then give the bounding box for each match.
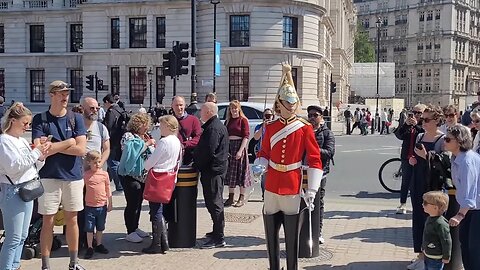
[279,100,297,114]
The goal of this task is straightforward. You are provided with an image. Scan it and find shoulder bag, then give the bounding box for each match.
[143,148,182,203]
[6,170,44,202]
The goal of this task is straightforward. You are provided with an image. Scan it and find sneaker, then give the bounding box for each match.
[135,228,149,238]
[396,204,407,214]
[407,258,423,270]
[319,235,325,244]
[94,244,109,254]
[84,248,94,259]
[125,232,143,243]
[68,264,86,270]
[205,231,213,238]
[201,238,226,249]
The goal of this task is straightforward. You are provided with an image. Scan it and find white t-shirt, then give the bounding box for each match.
[86,121,110,154]
[144,134,182,174]
[0,134,45,185]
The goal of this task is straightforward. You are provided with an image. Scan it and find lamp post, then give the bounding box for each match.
[409,71,413,108]
[147,67,153,111]
[211,0,220,93]
[373,17,381,134]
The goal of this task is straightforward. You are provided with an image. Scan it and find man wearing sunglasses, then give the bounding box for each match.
[394,104,426,215]
[307,105,335,244]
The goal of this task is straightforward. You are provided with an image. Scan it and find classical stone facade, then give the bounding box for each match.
[0,0,355,112]
[355,0,480,109]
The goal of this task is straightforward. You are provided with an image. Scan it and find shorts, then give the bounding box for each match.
[38,178,84,215]
[84,205,107,232]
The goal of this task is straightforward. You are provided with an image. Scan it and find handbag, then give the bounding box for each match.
[143,149,182,203]
[6,174,44,202]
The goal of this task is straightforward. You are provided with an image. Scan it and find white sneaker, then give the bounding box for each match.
[407,258,423,270]
[319,235,325,244]
[135,228,149,238]
[125,232,143,243]
[396,204,407,214]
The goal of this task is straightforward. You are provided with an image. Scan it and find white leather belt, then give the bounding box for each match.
[269,161,302,172]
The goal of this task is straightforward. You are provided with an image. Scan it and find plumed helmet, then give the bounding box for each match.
[276,64,299,105]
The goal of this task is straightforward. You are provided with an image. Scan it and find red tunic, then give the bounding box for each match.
[257,117,322,195]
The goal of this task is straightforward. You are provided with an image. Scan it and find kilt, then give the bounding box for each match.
[225,139,252,188]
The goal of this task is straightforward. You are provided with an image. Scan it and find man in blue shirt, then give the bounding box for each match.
[32,80,87,270]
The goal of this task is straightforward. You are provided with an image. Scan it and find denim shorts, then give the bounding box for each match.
[84,205,107,232]
[424,256,444,270]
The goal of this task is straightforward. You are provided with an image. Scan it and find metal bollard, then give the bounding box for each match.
[298,169,320,258]
[444,190,463,270]
[167,166,199,248]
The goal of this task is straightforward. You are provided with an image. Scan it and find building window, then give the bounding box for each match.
[283,16,298,48]
[417,83,423,93]
[426,69,431,77]
[30,70,45,102]
[70,69,83,103]
[30,25,44,53]
[156,67,166,104]
[0,69,4,98]
[156,17,166,48]
[70,24,83,52]
[419,11,425,22]
[111,18,120,49]
[129,17,147,48]
[111,67,120,95]
[0,25,4,53]
[291,67,298,91]
[229,66,249,101]
[129,67,146,104]
[417,69,423,77]
[435,10,441,20]
[427,10,433,21]
[230,15,250,47]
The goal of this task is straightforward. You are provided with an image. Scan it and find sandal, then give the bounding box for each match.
[233,194,246,207]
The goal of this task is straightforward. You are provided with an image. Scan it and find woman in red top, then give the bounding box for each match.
[224,100,252,207]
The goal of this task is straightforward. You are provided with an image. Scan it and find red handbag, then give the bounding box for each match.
[143,150,182,203]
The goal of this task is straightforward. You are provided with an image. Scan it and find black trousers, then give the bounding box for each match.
[200,172,225,241]
[346,119,351,135]
[459,210,480,270]
[123,176,145,234]
[318,177,327,234]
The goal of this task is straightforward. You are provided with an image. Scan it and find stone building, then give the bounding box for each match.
[0,0,355,112]
[355,0,480,109]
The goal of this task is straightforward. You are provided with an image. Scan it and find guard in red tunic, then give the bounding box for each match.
[255,64,323,270]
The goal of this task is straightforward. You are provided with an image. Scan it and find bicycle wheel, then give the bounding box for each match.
[378,158,402,193]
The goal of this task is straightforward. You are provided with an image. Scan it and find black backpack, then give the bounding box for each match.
[111,106,130,138]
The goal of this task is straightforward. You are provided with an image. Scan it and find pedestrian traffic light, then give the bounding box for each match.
[86,75,94,91]
[97,79,104,91]
[163,51,176,78]
[174,42,189,76]
[331,82,337,93]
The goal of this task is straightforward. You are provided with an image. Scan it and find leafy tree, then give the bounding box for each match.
[354,24,376,63]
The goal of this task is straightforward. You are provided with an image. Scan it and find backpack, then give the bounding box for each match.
[40,110,76,137]
[111,106,130,138]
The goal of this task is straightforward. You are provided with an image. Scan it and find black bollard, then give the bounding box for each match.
[167,166,198,248]
[444,190,463,270]
[298,170,320,258]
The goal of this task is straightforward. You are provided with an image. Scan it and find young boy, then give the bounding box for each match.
[84,150,113,259]
[422,191,452,270]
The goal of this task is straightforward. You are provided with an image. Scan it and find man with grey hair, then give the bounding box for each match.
[194,102,229,249]
[81,97,110,165]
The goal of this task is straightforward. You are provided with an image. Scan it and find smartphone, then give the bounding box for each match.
[415,143,423,150]
[47,135,53,142]
[408,112,414,118]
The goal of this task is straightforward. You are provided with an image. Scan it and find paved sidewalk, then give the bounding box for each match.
[22,195,415,270]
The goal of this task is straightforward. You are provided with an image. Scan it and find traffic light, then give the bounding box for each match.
[331,81,337,93]
[97,79,104,91]
[174,42,189,76]
[163,51,176,78]
[86,75,94,91]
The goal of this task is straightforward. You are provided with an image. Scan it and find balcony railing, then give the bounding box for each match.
[23,0,52,8]
[0,0,12,9]
[66,0,87,7]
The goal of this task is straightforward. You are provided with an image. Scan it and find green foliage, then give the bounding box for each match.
[354,24,376,63]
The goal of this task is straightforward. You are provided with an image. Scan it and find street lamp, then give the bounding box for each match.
[373,17,382,134]
[147,67,153,111]
[211,0,220,93]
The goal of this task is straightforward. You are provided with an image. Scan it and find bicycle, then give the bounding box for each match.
[378,157,402,193]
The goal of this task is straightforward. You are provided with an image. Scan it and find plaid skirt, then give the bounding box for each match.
[225,139,252,188]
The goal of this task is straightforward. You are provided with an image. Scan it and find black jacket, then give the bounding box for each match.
[103,104,124,160]
[193,116,229,175]
[394,122,424,160]
[313,124,335,175]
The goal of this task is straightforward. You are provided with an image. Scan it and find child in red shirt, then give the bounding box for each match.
[83,150,112,259]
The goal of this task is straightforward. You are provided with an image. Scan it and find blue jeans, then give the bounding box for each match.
[400,160,413,204]
[84,205,107,232]
[424,257,444,270]
[0,183,33,270]
[107,158,123,191]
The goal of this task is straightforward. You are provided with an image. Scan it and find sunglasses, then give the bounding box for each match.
[422,201,433,206]
[445,114,456,118]
[412,111,423,115]
[444,137,454,143]
[264,114,273,119]
[420,117,436,123]
[472,119,480,124]
[308,113,321,118]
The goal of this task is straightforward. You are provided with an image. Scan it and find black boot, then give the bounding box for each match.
[142,221,163,254]
[263,212,283,270]
[224,193,235,207]
[283,213,304,270]
[159,216,169,252]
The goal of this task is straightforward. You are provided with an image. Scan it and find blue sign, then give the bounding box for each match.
[215,41,221,77]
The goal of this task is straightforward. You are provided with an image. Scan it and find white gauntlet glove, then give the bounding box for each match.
[303,189,317,211]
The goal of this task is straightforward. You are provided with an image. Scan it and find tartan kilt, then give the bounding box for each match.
[225,139,252,188]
